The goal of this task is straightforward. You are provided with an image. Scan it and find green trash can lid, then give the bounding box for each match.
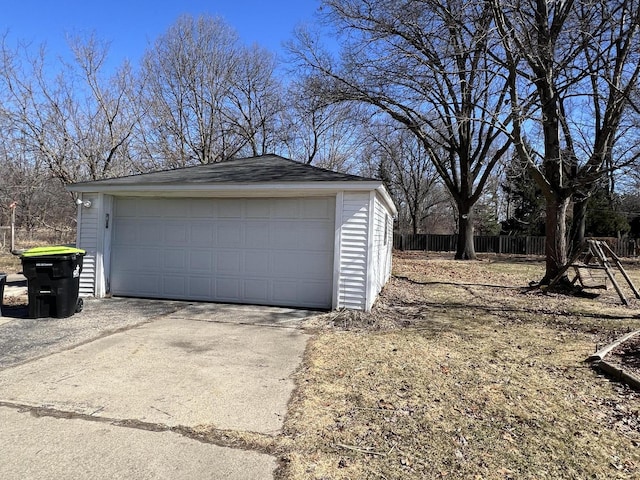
[21,246,86,258]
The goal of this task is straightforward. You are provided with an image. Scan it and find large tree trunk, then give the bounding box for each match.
[455,208,476,260]
[568,197,588,258]
[541,195,570,284]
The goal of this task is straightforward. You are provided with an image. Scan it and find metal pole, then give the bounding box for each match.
[9,201,16,253]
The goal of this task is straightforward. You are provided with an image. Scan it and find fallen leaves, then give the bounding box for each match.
[281,254,640,480]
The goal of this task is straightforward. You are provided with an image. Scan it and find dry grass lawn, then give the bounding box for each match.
[278,253,640,480]
[0,250,21,274]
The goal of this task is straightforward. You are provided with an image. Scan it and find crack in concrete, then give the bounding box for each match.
[171,315,315,331]
[0,400,280,455]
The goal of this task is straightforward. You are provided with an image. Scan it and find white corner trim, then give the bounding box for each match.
[75,194,83,247]
[364,190,376,312]
[94,193,105,297]
[332,191,344,309]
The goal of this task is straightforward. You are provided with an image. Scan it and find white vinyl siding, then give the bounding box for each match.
[336,192,370,310]
[110,197,335,309]
[76,194,99,297]
[367,193,393,310]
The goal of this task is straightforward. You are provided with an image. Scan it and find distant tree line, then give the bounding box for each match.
[1,2,640,285]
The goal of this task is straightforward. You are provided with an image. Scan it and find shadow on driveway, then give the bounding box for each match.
[0,297,320,370]
[0,298,187,369]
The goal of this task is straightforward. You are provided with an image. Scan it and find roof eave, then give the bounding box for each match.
[67,181,385,196]
[376,185,398,216]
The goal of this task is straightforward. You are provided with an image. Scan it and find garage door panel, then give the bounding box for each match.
[272,280,330,308]
[245,252,270,275]
[112,246,162,272]
[164,221,189,245]
[111,247,137,270]
[216,278,241,300]
[272,252,300,276]
[298,253,333,278]
[137,199,166,217]
[163,249,187,270]
[138,220,163,244]
[217,199,243,217]
[189,250,213,272]
[271,223,300,249]
[163,200,190,217]
[138,248,162,269]
[124,274,160,295]
[111,197,334,308]
[216,251,242,274]
[114,218,139,243]
[115,197,139,216]
[271,251,331,277]
[217,222,242,246]
[246,200,271,218]
[298,223,335,250]
[271,280,297,303]
[302,197,334,218]
[189,277,213,298]
[245,222,270,248]
[189,198,216,218]
[163,276,186,297]
[190,223,215,246]
[244,279,269,302]
[272,199,299,218]
[297,282,331,305]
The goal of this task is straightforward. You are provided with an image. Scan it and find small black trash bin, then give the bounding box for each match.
[0,272,6,315]
[21,246,85,319]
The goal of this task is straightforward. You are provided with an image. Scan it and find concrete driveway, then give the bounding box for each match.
[0,295,316,479]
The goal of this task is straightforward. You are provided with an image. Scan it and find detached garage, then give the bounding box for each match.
[67,155,397,311]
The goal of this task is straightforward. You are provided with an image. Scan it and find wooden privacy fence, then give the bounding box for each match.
[393,233,639,258]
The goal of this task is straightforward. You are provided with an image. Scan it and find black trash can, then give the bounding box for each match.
[21,246,85,319]
[0,272,6,315]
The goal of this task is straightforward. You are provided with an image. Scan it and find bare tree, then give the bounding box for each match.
[491,0,640,283]
[0,34,139,185]
[365,124,447,234]
[279,76,367,171]
[139,15,242,166]
[0,132,74,234]
[290,0,513,259]
[226,44,285,157]
[140,15,286,166]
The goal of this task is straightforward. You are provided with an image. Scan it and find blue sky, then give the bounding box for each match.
[1,0,322,68]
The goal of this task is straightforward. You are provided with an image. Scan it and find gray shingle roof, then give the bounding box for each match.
[69,155,378,187]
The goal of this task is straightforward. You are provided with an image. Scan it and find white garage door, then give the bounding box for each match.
[110,197,335,308]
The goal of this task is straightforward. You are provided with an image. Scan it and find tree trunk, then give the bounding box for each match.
[568,198,588,258]
[411,212,419,235]
[455,208,476,260]
[541,195,570,284]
